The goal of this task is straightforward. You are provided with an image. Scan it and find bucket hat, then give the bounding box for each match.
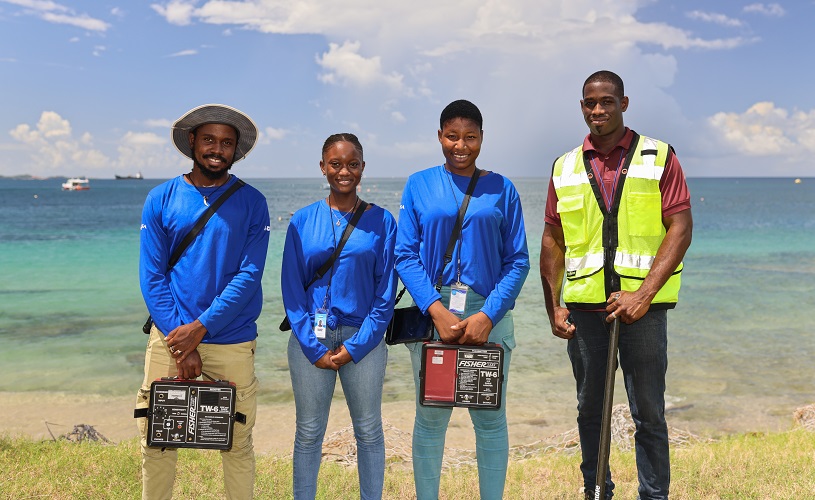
[172,104,258,163]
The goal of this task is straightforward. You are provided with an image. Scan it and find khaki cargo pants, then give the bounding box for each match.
[135,326,258,500]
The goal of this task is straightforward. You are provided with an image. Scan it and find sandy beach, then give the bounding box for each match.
[0,391,576,456]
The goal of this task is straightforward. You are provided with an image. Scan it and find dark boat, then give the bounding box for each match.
[115,171,144,180]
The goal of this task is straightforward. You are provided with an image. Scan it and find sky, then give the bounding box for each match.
[1,0,813,179]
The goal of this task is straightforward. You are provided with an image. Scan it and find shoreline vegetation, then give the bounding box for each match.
[1,393,813,498]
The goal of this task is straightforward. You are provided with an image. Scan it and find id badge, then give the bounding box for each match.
[449,283,468,315]
[313,309,328,339]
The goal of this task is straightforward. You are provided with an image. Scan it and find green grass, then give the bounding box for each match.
[2,430,814,499]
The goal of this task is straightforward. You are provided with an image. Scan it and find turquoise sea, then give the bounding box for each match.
[1,176,813,437]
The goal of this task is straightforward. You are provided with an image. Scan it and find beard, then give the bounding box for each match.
[194,153,234,181]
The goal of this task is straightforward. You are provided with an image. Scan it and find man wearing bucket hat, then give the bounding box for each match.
[135,104,270,499]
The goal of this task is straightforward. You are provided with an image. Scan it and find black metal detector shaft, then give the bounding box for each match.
[594,317,620,500]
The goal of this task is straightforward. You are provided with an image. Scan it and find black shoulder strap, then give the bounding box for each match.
[436,168,480,290]
[168,178,246,269]
[304,200,368,289]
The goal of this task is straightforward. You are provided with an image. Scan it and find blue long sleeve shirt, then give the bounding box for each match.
[282,200,397,364]
[395,166,530,324]
[139,175,270,344]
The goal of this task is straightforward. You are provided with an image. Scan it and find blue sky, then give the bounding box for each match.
[1,0,812,179]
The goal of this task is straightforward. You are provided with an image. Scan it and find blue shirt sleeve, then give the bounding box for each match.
[197,194,270,335]
[479,180,530,324]
[394,172,443,313]
[281,210,328,364]
[343,212,397,363]
[139,191,184,335]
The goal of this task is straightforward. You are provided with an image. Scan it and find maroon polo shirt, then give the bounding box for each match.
[544,128,691,226]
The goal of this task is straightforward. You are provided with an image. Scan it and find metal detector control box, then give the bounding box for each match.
[419,342,504,409]
[135,378,243,450]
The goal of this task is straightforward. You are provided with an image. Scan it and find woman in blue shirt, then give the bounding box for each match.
[395,100,530,499]
[282,133,397,499]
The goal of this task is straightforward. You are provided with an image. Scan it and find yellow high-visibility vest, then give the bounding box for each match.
[552,132,682,309]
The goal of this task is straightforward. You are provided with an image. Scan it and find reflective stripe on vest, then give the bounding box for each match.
[552,133,682,309]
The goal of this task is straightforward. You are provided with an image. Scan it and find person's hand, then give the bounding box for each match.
[427,301,464,343]
[166,319,207,364]
[452,311,493,345]
[550,306,576,340]
[314,350,340,370]
[175,349,203,379]
[330,345,353,367]
[605,291,650,324]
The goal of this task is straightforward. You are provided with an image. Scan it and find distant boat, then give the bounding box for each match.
[115,171,143,180]
[62,177,90,191]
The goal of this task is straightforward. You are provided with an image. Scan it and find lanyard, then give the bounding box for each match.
[590,150,624,211]
[322,195,358,311]
[443,169,466,284]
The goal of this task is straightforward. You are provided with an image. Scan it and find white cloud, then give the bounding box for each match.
[150,0,196,26]
[708,102,815,156]
[1,0,110,31]
[115,131,183,172]
[743,3,786,17]
[9,111,110,170]
[92,45,106,57]
[168,49,197,57]
[262,127,288,141]
[41,12,109,31]
[317,41,405,91]
[686,10,743,28]
[144,118,173,128]
[391,111,406,124]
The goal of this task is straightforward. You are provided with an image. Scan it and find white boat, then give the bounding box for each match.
[62,177,90,190]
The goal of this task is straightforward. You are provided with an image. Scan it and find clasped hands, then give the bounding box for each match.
[166,319,207,379]
[428,300,493,345]
[315,344,353,370]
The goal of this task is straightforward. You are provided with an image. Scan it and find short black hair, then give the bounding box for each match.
[322,133,364,159]
[440,99,483,130]
[583,71,625,99]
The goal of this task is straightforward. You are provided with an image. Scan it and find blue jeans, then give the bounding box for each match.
[406,288,515,500]
[567,309,670,500]
[288,326,388,500]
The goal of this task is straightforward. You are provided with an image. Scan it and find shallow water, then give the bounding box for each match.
[1,176,813,436]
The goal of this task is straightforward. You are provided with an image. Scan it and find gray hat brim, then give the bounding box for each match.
[172,104,258,163]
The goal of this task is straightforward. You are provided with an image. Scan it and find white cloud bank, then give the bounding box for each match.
[8,111,184,176]
[0,0,110,31]
[743,3,786,17]
[709,102,815,156]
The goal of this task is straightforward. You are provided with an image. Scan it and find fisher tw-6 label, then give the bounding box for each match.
[145,380,237,450]
[420,343,504,409]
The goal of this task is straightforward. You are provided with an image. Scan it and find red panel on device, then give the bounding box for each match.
[422,347,456,402]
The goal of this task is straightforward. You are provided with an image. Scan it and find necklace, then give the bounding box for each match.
[328,194,359,226]
[187,173,230,206]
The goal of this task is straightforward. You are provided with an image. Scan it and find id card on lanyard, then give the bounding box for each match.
[314,308,328,339]
[449,282,468,315]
